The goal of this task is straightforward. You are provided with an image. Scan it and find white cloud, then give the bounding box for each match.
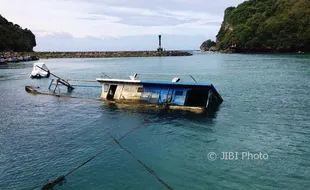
[0,0,244,50]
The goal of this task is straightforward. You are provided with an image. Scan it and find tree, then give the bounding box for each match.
[200,39,217,51]
[0,14,36,52]
[205,39,216,48]
[215,0,310,52]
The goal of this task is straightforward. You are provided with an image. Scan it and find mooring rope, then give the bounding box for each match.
[71,84,102,88]
[49,83,102,88]
[65,79,98,83]
[106,128,173,190]
[38,119,153,190]
[118,119,148,141]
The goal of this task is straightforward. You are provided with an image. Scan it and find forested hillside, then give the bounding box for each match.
[0,15,36,52]
[216,0,310,52]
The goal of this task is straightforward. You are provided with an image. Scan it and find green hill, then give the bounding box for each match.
[0,15,36,52]
[216,0,310,52]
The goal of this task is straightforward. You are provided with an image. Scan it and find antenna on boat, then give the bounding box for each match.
[189,75,197,83]
[130,73,138,80]
[172,77,180,82]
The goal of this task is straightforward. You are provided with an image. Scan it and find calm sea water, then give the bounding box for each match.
[1,53,310,190]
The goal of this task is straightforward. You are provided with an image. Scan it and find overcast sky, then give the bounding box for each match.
[0,0,244,51]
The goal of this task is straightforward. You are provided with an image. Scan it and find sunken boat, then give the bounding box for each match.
[96,74,223,112]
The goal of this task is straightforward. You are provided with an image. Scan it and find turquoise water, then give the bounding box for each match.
[1,53,310,190]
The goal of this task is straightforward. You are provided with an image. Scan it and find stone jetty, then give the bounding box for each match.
[0,52,39,64]
[27,51,192,59]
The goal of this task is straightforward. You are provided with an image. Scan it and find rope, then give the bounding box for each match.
[49,83,102,88]
[71,84,101,88]
[64,151,102,177]
[39,119,149,190]
[106,128,173,190]
[118,119,148,141]
[65,79,98,83]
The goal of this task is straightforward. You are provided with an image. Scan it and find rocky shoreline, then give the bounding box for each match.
[0,52,39,64]
[0,51,192,64]
[219,47,308,54]
[27,51,192,59]
[201,47,309,54]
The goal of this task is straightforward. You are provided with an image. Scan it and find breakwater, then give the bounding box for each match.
[28,51,192,59]
[0,52,39,64]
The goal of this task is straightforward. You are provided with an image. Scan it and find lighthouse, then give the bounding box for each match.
[157,35,163,52]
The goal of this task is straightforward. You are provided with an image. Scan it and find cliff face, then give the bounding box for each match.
[216,0,310,52]
[0,15,36,52]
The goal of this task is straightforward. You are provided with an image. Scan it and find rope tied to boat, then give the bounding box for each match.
[106,128,173,190]
[39,119,172,190]
[41,176,66,190]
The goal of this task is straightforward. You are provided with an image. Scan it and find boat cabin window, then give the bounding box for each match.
[150,93,159,103]
[175,90,183,96]
[104,84,109,92]
[137,87,144,92]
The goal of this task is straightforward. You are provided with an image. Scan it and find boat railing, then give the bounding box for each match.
[100,72,199,83]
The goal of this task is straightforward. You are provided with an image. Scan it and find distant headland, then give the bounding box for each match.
[201,0,310,53]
